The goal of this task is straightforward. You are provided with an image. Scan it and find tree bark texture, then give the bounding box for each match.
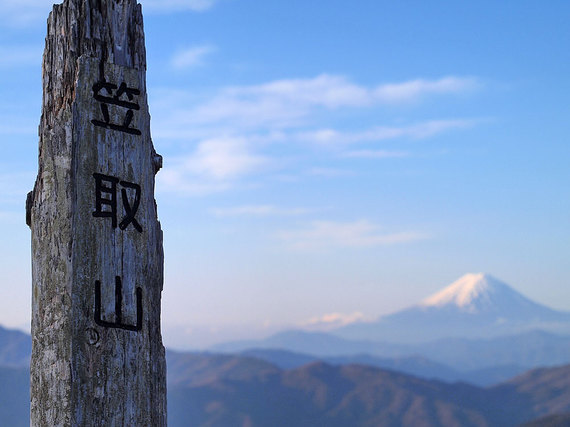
[28,0,166,425]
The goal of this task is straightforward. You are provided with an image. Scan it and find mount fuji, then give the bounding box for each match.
[333,273,570,343]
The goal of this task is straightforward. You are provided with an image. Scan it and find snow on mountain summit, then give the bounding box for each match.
[420,273,531,313]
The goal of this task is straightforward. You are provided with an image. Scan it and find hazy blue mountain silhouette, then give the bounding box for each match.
[213,330,378,356]
[213,329,570,371]
[166,352,570,427]
[0,326,31,367]
[239,348,527,386]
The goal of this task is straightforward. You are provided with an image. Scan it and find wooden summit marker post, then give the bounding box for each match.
[26,0,166,425]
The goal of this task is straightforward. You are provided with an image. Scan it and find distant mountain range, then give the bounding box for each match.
[239,348,527,387]
[2,323,570,425]
[166,351,570,427]
[2,348,569,426]
[214,329,570,373]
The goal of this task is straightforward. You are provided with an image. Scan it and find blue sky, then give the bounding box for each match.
[0,0,569,348]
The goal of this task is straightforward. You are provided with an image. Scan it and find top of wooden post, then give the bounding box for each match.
[42,0,146,131]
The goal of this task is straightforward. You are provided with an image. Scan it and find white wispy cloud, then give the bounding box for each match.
[300,312,368,331]
[186,137,268,180]
[374,76,480,103]
[153,75,480,134]
[171,45,216,69]
[211,205,314,217]
[277,220,430,250]
[154,118,478,196]
[150,75,482,196]
[157,171,230,196]
[298,119,478,146]
[157,136,270,195]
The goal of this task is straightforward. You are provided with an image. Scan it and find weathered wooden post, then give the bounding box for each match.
[26,0,166,425]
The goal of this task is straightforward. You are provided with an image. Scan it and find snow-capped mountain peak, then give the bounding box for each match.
[420,273,513,312]
[334,273,570,343]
